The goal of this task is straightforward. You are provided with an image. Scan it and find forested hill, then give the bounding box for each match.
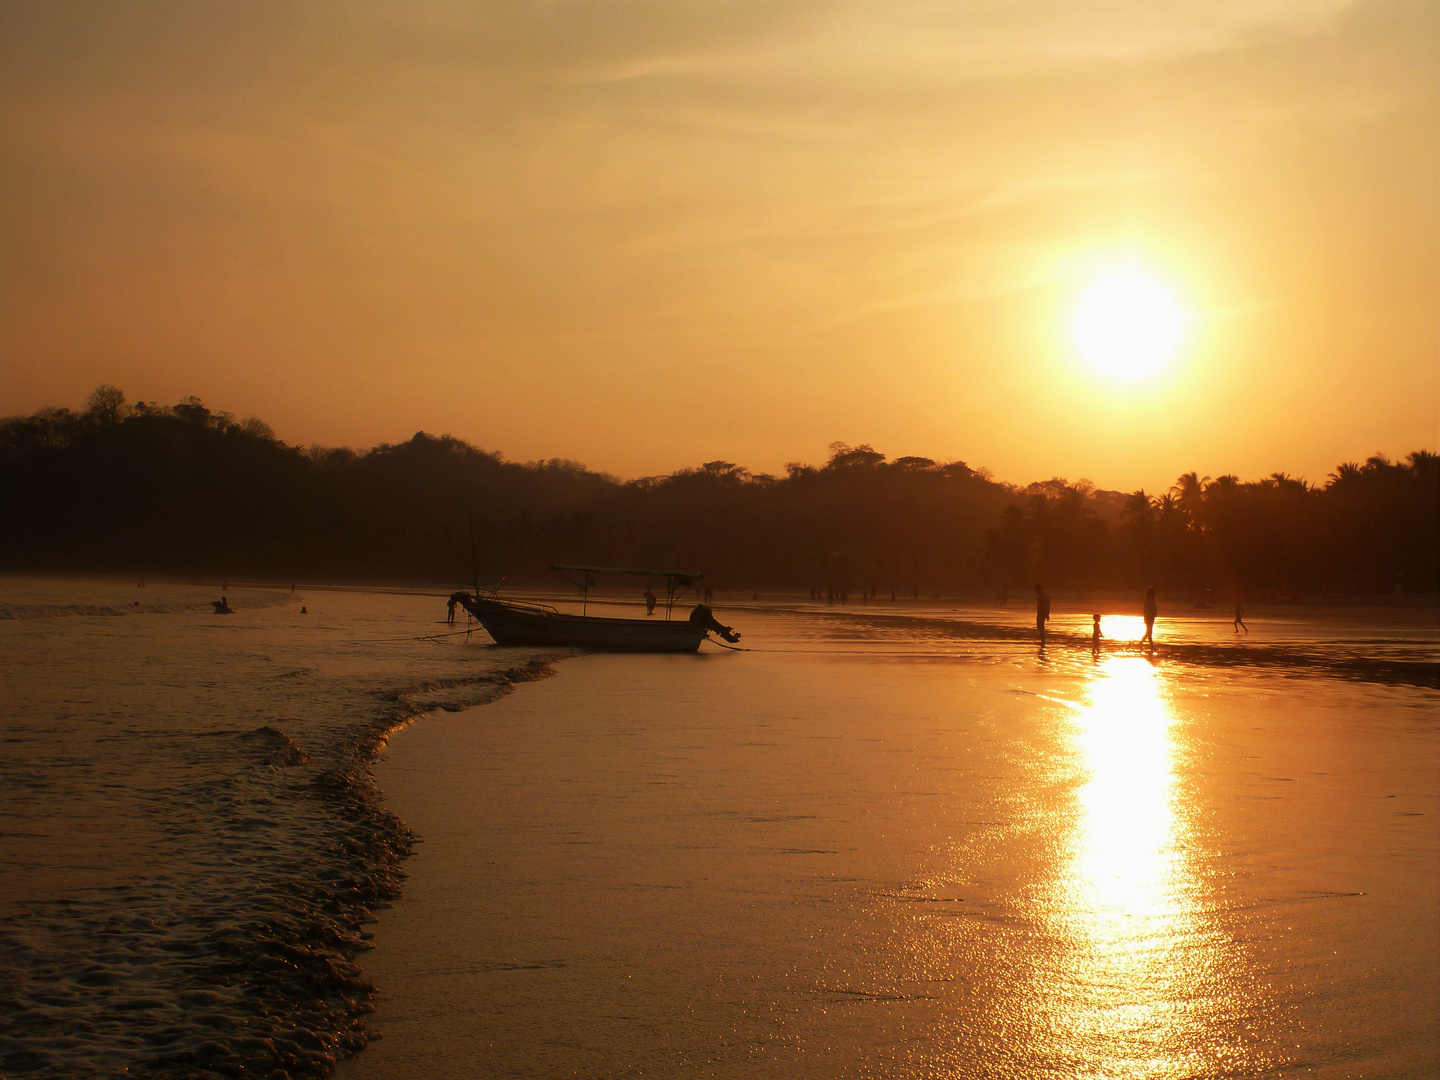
[2,386,1436,597]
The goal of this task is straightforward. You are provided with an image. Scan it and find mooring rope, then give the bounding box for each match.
[705,636,751,651]
[347,627,480,644]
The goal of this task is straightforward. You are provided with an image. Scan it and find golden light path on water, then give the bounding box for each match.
[1048,655,1215,1077]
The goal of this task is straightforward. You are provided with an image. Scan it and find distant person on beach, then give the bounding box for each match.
[1234,601,1248,634]
[1034,584,1050,645]
[644,587,657,616]
[1091,614,1102,654]
[1142,587,1157,647]
[212,596,232,615]
[446,591,473,625]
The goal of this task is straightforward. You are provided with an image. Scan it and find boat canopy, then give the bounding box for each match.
[549,563,703,618]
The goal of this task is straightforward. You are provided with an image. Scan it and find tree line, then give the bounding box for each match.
[1,386,1435,598]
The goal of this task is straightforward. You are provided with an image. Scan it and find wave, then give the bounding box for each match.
[0,655,559,1079]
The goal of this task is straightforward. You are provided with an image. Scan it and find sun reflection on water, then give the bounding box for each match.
[1052,655,1206,1074]
[1073,657,1178,926]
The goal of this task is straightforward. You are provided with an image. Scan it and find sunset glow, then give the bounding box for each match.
[1,6,1436,1079]
[0,3,1434,488]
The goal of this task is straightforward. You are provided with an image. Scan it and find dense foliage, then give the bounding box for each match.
[2,386,1435,597]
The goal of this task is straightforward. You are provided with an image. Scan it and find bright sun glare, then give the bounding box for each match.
[1072,269,1187,379]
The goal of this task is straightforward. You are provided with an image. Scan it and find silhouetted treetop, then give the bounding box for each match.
[0,386,1434,595]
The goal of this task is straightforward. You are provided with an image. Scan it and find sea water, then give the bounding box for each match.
[339,605,1438,1079]
[0,577,550,1078]
[1,580,1435,1078]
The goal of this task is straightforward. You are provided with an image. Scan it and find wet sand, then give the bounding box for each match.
[340,614,1439,1078]
[0,577,551,1078]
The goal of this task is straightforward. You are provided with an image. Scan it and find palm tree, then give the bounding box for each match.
[1123,489,1155,525]
[1405,450,1437,475]
[1327,462,1363,489]
[1170,471,1209,526]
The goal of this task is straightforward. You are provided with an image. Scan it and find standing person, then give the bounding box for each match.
[1233,600,1248,634]
[1091,614,1102,655]
[1034,584,1051,646]
[1142,586,1158,647]
[644,586,657,616]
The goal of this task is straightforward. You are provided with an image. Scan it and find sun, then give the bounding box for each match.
[1072,268,1187,379]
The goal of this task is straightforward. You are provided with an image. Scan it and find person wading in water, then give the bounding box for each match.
[1034,584,1051,646]
[1142,586,1158,648]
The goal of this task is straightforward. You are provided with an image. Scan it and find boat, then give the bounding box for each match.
[447,564,740,653]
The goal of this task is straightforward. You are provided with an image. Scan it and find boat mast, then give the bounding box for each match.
[467,492,480,598]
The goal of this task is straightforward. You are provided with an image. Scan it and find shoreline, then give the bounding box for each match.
[332,628,1440,1078]
[5,572,1437,611]
[0,583,560,1080]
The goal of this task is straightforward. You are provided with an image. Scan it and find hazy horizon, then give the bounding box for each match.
[2,1,1436,492]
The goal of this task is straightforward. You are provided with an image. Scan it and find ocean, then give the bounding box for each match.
[1,578,1436,1078]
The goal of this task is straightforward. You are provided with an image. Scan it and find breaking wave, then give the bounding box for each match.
[0,592,558,1079]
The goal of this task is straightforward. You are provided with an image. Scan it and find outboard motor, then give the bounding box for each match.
[688,604,740,643]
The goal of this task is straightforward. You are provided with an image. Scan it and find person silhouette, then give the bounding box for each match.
[1142,586,1158,647]
[1034,584,1051,646]
[1233,600,1248,634]
[644,587,657,616]
[1091,613,1102,655]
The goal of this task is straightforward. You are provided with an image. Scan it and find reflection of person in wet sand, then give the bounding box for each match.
[1091,613,1102,654]
[1233,601,1248,633]
[644,587,657,616]
[1142,586,1157,647]
[1034,584,1050,645]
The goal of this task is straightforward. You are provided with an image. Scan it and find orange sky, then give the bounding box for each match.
[1,1,1436,489]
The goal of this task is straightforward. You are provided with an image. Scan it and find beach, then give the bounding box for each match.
[6,2,1436,1074]
[0,578,551,1078]
[2,583,1436,1078]
[341,607,1438,1078]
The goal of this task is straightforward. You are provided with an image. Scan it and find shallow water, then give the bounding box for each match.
[342,606,1438,1079]
[1,583,1435,1078]
[0,577,551,1078]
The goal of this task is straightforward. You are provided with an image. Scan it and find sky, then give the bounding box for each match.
[1,0,1436,490]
